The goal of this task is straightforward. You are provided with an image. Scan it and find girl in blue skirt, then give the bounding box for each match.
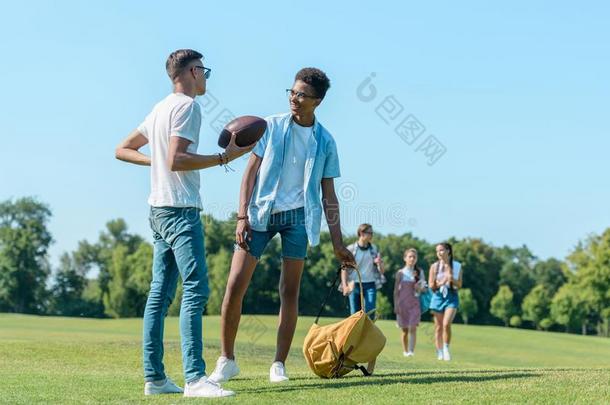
[428,243,462,361]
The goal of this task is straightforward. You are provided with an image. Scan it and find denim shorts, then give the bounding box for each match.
[238,207,308,260]
[430,289,460,312]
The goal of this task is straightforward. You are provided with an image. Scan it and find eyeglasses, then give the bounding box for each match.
[193,66,212,79]
[362,230,373,235]
[286,89,318,100]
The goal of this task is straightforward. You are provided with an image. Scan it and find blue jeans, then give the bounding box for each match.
[348,281,377,319]
[143,207,209,383]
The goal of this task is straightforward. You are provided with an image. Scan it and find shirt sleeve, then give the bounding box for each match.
[137,111,153,139]
[252,119,272,158]
[322,138,341,178]
[171,100,201,143]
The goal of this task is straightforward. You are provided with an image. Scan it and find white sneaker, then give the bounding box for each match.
[269,361,289,383]
[437,349,443,360]
[183,376,235,398]
[144,377,183,395]
[403,351,414,357]
[442,346,451,361]
[208,356,240,383]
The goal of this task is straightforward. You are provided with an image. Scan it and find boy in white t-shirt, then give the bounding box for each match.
[115,49,252,398]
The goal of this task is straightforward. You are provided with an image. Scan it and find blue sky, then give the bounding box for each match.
[1,1,608,266]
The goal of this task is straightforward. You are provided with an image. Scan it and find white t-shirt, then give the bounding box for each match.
[349,245,377,283]
[436,261,462,283]
[138,93,203,209]
[271,122,312,213]
[400,267,417,282]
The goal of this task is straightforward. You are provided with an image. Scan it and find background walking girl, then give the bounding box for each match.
[394,248,426,357]
[429,242,462,361]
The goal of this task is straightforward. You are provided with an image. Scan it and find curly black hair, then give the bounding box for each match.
[295,67,331,99]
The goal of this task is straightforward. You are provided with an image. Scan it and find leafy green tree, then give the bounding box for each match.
[69,218,149,318]
[375,292,392,319]
[533,258,567,296]
[202,214,236,257]
[550,284,589,334]
[540,318,553,331]
[497,245,536,268]
[49,253,88,316]
[74,219,145,306]
[168,284,182,316]
[104,241,152,318]
[602,308,610,338]
[81,279,106,317]
[490,285,516,326]
[458,288,478,324]
[0,197,53,313]
[499,262,535,308]
[452,238,504,323]
[103,245,131,317]
[509,315,522,327]
[299,233,345,317]
[522,284,552,330]
[566,228,610,336]
[206,247,232,315]
[233,236,283,315]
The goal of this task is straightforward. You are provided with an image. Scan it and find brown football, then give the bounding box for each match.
[217,115,267,148]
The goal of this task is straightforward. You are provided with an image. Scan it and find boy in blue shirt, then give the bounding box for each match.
[209,68,356,384]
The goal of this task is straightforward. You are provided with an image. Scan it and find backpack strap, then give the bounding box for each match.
[370,244,378,258]
[314,267,342,324]
[355,365,372,377]
[314,266,364,324]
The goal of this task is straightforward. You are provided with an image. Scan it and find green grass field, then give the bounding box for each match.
[1,313,609,404]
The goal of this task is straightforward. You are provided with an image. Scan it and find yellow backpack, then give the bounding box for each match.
[302,267,386,378]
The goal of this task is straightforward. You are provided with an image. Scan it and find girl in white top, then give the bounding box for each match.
[428,242,463,361]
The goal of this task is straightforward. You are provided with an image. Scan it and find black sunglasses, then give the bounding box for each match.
[193,66,212,79]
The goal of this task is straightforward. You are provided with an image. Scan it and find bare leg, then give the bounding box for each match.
[220,249,258,359]
[433,312,444,350]
[401,328,409,352]
[274,258,305,363]
[409,326,417,353]
[443,308,457,344]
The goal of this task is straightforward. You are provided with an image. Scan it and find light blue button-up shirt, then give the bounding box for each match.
[249,112,341,246]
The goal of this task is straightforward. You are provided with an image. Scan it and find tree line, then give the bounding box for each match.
[1,197,609,337]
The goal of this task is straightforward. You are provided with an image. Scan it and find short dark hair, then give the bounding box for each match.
[295,67,331,99]
[357,223,373,237]
[166,49,203,81]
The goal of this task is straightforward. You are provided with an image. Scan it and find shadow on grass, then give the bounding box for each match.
[239,370,541,394]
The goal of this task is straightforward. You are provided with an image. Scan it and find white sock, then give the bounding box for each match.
[408,340,415,353]
[443,343,449,350]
